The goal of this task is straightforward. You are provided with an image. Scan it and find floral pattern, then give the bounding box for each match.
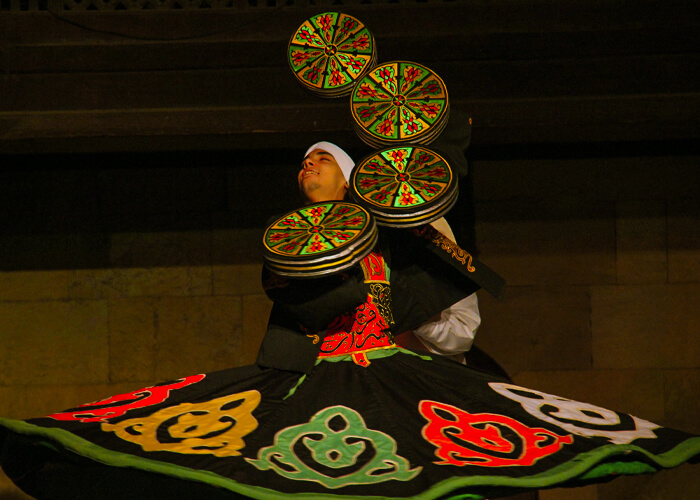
[351,61,448,145]
[288,12,375,96]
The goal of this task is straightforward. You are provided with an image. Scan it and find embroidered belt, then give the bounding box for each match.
[317,316,395,368]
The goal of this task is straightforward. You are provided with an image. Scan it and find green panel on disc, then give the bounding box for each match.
[288,12,376,97]
[351,61,449,145]
[352,146,453,210]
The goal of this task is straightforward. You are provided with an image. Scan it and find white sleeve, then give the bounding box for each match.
[412,293,481,356]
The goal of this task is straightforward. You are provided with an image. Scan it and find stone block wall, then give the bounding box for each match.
[1,150,698,499]
[472,153,700,499]
[0,264,274,498]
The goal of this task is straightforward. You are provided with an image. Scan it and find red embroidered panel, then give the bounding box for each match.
[361,252,387,282]
[318,252,394,359]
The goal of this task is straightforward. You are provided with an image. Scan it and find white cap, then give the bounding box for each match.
[304,141,354,182]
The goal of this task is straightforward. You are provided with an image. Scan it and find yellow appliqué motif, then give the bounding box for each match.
[101,390,261,457]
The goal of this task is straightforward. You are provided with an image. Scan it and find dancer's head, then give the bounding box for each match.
[298,142,354,203]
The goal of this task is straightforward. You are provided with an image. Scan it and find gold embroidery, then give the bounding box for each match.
[368,282,395,329]
[101,390,261,457]
[300,324,320,344]
[422,226,475,272]
[352,352,371,367]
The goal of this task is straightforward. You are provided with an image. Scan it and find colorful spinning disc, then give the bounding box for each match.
[349,145,458,227]
[262,201,378,277]
[351,61,450,147]
[288,12,377,98]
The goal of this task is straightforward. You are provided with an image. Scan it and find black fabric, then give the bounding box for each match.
[255,306,321,373]
[2,432,246,500]
[415,229,505,300]
[386,229,480,335]
[2,354,698,500]
[262,265,367,333]
[28,466,246,500]
[257,230,481,373]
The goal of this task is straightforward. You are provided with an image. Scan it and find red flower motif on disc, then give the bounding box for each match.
[389,149,407,163]
[403,66,422,85]
[269,232,290,242]
[297,28,318,44]
[317,14,333,32]
[348,58,365,72]
[308,240,326,252]
[416,152,431,164]
[330,69,346,87]
[309,206,323,217]
[353,34,370,50]
[419,81,441,96]
[291,50,315,66]
[359,178,380,189]
[339,18,357,35]
[357,83,382,99]
[304,66,322,84]
[372,190,390,203]
[426,166,446,178]
[419,103,441,118]
[405,120,420,134]
[378,67,393,82]
[377,119,394,137]
[345,216,364,227]
[400,191,418,205]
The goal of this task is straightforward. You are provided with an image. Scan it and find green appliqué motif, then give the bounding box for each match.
[246,405,421,488]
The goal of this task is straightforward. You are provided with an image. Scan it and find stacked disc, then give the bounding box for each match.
[350,61,450,148]
[349,145,458,228]
[262,201,378,278]
[288,12,378,98]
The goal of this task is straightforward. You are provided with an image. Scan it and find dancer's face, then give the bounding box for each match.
[298,149,348,203]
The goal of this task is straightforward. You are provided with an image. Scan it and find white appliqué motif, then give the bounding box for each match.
[489,383,659,444]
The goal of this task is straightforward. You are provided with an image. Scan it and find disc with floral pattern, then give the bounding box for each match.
[262,201,378,277]
[351,61,449,147]
[288,12,377,98]
[350,146,458,227]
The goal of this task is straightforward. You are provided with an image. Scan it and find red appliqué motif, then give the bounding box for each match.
[319,302,392,357]
[419,400,573,467]
[319,253,393,359]
[48,374,206,422]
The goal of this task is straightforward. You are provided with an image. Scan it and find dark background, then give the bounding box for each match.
[2,0,698,272]
[1,2,699,499]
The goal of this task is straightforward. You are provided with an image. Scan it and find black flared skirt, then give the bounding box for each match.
[1,348,699,500]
